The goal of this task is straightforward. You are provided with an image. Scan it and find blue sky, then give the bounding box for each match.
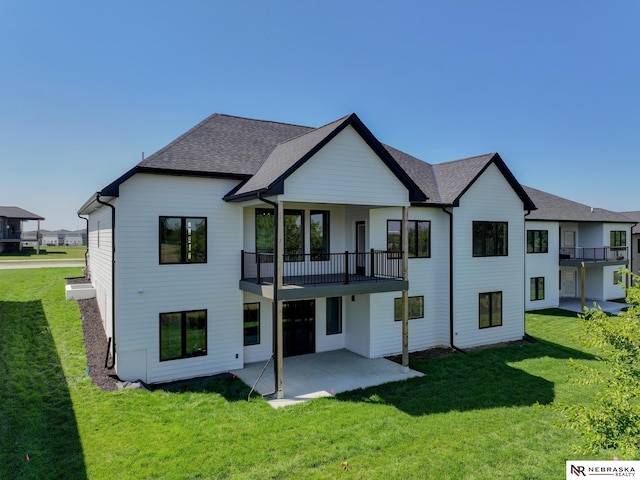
[1,1,638,230]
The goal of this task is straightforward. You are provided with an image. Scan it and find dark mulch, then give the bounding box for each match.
[67,277,119,391]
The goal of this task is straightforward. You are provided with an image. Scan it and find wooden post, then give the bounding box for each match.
[275,200,285,399]
[36,219,41,255]
[401,206,409,373]
[580,262,586,311]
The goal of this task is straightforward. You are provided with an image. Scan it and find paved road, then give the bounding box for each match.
[0,260,85,270]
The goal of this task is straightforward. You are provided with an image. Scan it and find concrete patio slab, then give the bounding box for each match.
[231,349,424,408]
[558,298,631,315]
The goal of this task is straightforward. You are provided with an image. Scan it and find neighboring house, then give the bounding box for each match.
[620,211,640,276]
[42,234,59,246]
[78,112,536,390]
[524,186,634,310]
[25,229,88,246]
[64,234,83,246]
[0,206,44,253]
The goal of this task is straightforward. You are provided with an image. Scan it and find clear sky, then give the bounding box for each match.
[1,0,638,230]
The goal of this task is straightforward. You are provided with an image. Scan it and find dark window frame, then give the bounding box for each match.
[527,230,549,254]
[255,208,305,262]
[326,297,342,335]
[394,296,425,321]
[479,291,502,328]
[387,220,431,259]
[159,309,207,361]
[530,277,545,301]
[243,302,260,346]
[159,216,207,264]
[310,210,330,261]
[610,230,627,247]
[473,221,508,257]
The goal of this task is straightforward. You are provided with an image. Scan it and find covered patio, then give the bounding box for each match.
[232,349,424,408]
[558,297,632,315]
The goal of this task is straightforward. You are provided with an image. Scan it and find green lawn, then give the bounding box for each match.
[0,246,87,260]
[0,269,623,479]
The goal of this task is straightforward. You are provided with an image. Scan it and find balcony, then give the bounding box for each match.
[559,246,629,266]
[0,231,22,241]
[240,250,408,300]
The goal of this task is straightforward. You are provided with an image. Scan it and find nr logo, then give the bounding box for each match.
[570,464,586,476]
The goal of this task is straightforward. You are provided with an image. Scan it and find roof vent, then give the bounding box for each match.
[590,207,594,213]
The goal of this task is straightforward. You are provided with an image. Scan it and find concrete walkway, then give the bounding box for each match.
[232,349,424,408]
[0,259,85,269]
[559,297,632,314]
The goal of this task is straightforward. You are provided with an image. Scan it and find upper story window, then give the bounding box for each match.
[610,230,627,247]
[310,210,330,261]
[473,221,508,257]
[159,217,207,264]
[387,220,431,258]
[255,208,305,262]
[527,230,548,253]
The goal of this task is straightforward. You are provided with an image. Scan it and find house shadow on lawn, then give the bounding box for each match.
[0,301,87,479]
[335,339,595,417]
[150,373,254,402]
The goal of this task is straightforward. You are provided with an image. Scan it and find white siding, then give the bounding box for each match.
[113,174,244,383]
[344,293,370,357]
[451,163,525,349]
[603,265,626,301]
[367,207,451,357]
[87,205,114,337]
[315,297,346,353]
[282,126,409,206]
[525,221,560,310]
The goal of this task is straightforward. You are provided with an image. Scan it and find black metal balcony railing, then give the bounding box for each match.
[559,246,629,262]
[0,231,22,240]
[241,250,404,286]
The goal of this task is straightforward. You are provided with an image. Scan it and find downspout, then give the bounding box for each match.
[77,212,89,276]
[257,192,281,398]
[96,193,116,369]
[442,207,465,354]
[523,210,532,340]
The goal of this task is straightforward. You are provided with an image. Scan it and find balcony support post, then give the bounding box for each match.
[401,205,409,374]
[581,261,586,311]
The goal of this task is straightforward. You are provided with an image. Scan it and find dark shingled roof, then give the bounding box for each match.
[620,211,640,233]
[138,113,312,176]
[524,186,634,223]
[0,206,44,220]
[83,112,534,211]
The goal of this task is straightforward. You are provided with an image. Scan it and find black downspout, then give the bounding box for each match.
[96,193,116,369]
[442,207,465,354]
[258,192,279,397]
[77,213,89,275]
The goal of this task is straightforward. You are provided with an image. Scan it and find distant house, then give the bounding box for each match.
[620,211,640,276]
[0,206,44,253]
[64,234,83,246]
[78,112,536,391]
[524,187,634,309]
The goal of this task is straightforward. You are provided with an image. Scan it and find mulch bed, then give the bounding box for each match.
[67,277,119,391]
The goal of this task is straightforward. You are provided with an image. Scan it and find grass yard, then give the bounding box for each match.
[0,269,623,479]
[0,246,87,260]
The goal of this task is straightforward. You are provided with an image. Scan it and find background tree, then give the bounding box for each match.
[559,270,640,457]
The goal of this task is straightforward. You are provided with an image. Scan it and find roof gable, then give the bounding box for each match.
[0,206,44,220]
[225,113,426,202]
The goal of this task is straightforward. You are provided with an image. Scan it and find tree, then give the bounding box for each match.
[559,270,640,457]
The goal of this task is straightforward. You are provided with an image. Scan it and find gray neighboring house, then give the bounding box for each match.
[620,211,640,276]
[0,206,44,253]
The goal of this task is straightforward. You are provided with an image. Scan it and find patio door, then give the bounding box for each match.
[283,299,315,357]
[562,270,577,297]
[355,221,366,275]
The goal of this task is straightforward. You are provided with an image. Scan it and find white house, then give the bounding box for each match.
[78,113,536,392]
[524,186,634,310]
[620,211,640,276]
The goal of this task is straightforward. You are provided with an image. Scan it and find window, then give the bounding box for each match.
[394,296,424,321]
[610,231,626,247]
[473,222,508,257]
[527,230,548,253]
[479,292,502,328]
[637,238,640,254]
[387,220,431,258]
[310,210,330,261]
[243,303,260,346]
[614,270,623,285]
[530,277,545,301]
[255,209,304,262]
[159,217,207,264]
[326,297,342,335]
[160,309,207,361]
